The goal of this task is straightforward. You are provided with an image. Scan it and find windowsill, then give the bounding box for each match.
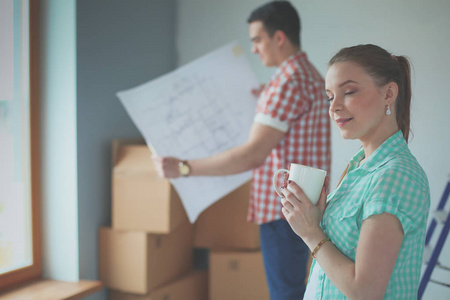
[0,279,103,300]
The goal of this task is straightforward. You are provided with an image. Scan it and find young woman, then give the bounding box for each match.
[280,44,430,299]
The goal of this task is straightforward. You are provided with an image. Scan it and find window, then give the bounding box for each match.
[0,0,41,291]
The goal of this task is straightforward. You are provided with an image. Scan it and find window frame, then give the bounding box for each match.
[0,0,41,291]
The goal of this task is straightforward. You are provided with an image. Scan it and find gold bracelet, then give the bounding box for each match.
[311,237,331,259]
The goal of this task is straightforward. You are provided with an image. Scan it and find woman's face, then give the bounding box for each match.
[325,61,390,144]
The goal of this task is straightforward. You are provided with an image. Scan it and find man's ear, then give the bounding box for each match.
[274,30,287,46]
[385,82,399,105]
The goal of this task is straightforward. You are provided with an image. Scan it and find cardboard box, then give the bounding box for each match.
[112,139,189,233]
[209,251,269,300]
[99,223,193,294]
[109,270,208,300]
[194,181,260,250]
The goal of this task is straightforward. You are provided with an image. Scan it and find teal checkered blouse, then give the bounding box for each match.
[310,130,430,299]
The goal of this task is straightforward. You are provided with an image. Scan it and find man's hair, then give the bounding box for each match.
[247,1,301,47]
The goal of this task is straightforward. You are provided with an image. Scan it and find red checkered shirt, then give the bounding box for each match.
[248,51,331,224]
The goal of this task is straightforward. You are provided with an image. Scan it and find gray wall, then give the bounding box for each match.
[76,1,176,299]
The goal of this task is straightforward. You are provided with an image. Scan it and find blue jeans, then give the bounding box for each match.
[260,219,309,300]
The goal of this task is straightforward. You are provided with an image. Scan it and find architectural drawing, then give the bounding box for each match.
[117,42,259,222]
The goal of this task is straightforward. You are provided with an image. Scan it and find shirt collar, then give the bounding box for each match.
[271,51,305,79]
[349,130,407,172]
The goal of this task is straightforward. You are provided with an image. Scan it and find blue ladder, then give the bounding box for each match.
[418,180,450,299]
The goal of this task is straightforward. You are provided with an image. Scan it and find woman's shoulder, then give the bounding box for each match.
[374,148,429,192]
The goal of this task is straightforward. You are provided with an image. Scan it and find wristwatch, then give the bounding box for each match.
[178,160,191,177]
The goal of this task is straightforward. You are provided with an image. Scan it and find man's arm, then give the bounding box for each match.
[152,122,285,178]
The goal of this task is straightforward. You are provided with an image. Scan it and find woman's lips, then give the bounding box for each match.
[335,118,352,127]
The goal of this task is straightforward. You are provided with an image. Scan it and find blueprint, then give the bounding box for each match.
[117,42,259,223]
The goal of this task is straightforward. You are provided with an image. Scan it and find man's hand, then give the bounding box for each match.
[151,154,182,178]
[251,84,266,98]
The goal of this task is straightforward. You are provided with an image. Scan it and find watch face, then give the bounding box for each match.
[179,163,190,176]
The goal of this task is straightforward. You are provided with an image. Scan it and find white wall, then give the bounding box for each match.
[177,1,450,298]
[40,0,79,281]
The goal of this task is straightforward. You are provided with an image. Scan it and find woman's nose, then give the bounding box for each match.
[329,95,342,112]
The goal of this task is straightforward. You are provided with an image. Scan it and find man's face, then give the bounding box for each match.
[249,21,279,67]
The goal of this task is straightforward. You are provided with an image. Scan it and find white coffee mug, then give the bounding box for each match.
[273,163,327,205]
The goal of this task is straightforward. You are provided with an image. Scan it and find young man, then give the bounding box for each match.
[153,1,331,299]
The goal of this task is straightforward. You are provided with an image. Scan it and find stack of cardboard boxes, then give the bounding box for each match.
[99,139,205,300]
[194,182,269,300]
[99,140,270,300]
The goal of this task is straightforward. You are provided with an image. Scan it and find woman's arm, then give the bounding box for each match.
[281,183,404,300]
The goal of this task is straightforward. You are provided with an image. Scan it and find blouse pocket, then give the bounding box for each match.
[325,202,361,258]
[327,196,360,221]
[328,203,360,220]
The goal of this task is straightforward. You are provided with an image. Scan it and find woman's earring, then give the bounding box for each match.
[386,104,391,115]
